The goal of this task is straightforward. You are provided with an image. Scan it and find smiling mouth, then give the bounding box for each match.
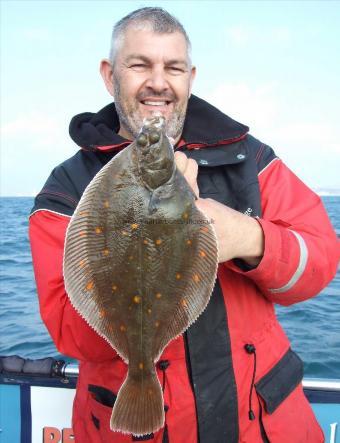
[140,100,171,106]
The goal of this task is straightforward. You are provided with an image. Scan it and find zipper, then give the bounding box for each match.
[257,392,271,443]
[183,331,201,443]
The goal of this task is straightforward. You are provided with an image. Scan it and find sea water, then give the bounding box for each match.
[0,196,339,377]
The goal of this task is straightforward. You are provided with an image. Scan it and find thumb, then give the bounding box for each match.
[174,152,199,198]
[174,151,188,175]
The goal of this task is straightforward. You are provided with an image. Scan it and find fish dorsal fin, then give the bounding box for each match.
[63,146,137,362]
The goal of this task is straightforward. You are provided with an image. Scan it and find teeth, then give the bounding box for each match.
[143,101,167,106]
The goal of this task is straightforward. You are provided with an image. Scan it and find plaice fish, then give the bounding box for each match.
[63,115,218,436]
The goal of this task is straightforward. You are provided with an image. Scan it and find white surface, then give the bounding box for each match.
[31,386,75,442]
[302,379,340,391]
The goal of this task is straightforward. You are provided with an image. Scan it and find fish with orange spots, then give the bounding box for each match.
[63,115,218,436]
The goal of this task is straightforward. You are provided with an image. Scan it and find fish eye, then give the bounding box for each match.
[137,133,148,147]
[149,132,160,144]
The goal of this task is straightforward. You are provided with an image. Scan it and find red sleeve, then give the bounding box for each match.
[29,209,116,361]
[227,158,340,305]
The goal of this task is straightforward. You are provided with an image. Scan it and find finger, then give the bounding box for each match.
[174,151,189,175]
[185,158,198,187]
[184,158,199,198]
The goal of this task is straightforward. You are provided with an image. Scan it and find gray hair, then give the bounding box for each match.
[109,7,192,65]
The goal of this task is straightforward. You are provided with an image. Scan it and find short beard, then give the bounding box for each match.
[164,108,186,141]
[113,72,188,141]
[113,75,143,139]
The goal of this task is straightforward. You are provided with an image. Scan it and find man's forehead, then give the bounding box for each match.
[118,27,189,61]
[125,53,189,66]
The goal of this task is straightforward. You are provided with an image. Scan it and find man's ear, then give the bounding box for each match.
[189,65,196,96]
[100,59,114,97]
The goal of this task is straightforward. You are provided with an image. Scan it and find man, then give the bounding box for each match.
[29,7,339,443]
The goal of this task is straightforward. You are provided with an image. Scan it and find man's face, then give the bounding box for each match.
[101,27,196,142]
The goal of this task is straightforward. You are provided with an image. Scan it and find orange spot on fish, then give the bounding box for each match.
[131,223,139,230]
[147,308,152,314]
[129,255,134,260]
[139,362,144,370]
[79,211,89,216]
[112,284,117,292]
[86,281,94,291]
[103,249,109,256]
[108,325,113,333]
[120,325,126,332]
[182,212,189,220]
[79,259,86,268]
[193,274,200,283]
[155,239,162,245]
[199,250,206,257]
[155,321,160,327]
[121,230,128,236]
[104,201,109,208]
[79,231,87,237]
[99,309,106,319]
[181,299,188,308]
[95,227,103,234]
[143,239,148,245]
[201,226,209,233]
[133,295,141,304]
[186,239,192,246]
[155,293,162,299]
[176,273,181,280]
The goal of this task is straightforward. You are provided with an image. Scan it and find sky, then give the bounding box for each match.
[1,0,340,196]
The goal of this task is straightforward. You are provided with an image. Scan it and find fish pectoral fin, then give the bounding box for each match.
[148,192,159,214]
[148,182,176,213]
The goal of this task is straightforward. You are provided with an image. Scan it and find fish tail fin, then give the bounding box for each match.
[110,371,164,436]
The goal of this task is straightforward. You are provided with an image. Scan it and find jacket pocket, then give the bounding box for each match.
[86,385,131,442]
[89,384,117,408]
[86,385,164,442]
[255,348,303,415]
[254,349,324,443]
[185,141,251,208]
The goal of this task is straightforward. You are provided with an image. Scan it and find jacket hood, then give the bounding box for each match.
[69,94,249,152]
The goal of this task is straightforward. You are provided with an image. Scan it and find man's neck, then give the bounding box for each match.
[118,126,132,141]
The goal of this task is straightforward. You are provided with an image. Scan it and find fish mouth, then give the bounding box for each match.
[142,114,166,129]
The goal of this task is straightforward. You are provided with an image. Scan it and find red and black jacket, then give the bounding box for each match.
[29,95,339,443]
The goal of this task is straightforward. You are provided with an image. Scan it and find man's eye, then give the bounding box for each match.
[167,66,185,74]
[130,64,147,70]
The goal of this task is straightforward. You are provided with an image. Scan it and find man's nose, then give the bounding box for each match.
[145,66,169,92]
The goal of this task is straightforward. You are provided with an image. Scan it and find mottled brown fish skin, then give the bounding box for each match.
[63,116,218,436]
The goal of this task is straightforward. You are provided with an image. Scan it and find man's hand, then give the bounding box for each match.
[174,151,200,198]
[174,151,264,265]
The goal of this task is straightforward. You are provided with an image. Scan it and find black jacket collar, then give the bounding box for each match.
[69,94,249,152]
